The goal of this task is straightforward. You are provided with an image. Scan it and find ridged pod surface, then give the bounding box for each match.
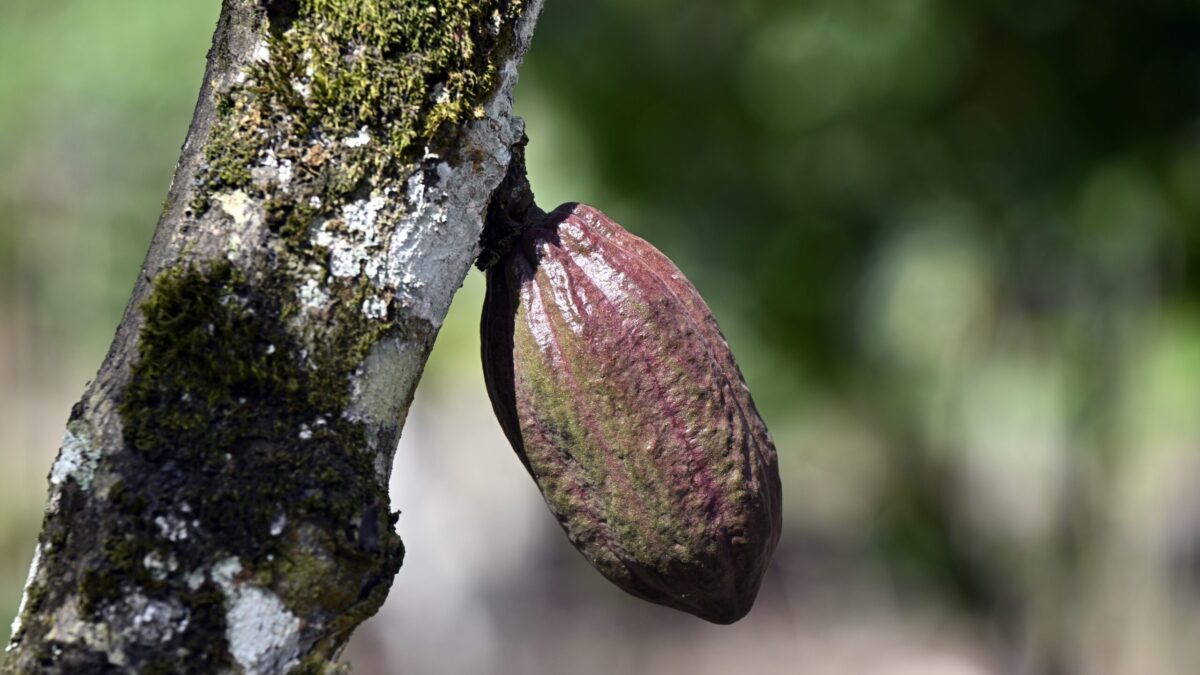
[481,203,781,624]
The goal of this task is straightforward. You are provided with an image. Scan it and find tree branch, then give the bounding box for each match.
[4,0,543,672]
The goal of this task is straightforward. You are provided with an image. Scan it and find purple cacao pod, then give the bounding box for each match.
[481,203,782,624]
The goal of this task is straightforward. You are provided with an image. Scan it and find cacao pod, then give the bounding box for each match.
[481,203,782,624]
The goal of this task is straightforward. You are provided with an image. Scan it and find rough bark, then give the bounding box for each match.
[3,0,543,672]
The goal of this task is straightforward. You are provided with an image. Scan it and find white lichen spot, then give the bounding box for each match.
[213,557,302,675]
[298,278,330,311]
[50,426,100,491]
[490,9,504,35]
[342,127,372,148]
[292,80,311,99]
[142,551,179,582]
[117,593,189,644]
[362,295,389,320]
[314,197,390,279]
[7,543,44,650]
[299,425,313,441]
[186,570,206,591]
[226,586,300,673]
[328,240,363,278]
[212,557,242,586]
[363,255,383,281]
[277,161,294,187]
[270,514,287,537]
[430,82,450,105]
[252,39,271,64]
[266,344,277,355]
[155,514,189,542]
[382,169,451,324]
[215,190,257,228]
[344,197,388,234]
[309,195,323,209]
[253,152,295,190]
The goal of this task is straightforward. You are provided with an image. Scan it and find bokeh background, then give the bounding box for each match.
[4,1,1200,673]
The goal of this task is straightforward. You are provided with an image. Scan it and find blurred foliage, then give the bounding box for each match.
[0,0,220,359]
[524,0,1200,385]
[3,0,1200,671]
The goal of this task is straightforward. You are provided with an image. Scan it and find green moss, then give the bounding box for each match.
[78,535,142,612]
[196,0,524,214]
[260,0,518,155]
[291,655,353,675]
[66,261,402,665]
[117,262,395,555]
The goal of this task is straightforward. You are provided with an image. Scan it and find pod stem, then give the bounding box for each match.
[478,133,543,270]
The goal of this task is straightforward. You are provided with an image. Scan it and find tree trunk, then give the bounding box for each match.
[4,0,543,672]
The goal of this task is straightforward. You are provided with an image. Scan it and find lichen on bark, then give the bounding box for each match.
[4,0,544,672]
[96,261,403,653]
[196,0,526,214]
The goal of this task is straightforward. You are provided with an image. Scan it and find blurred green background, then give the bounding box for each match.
[4,1,1200,673]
